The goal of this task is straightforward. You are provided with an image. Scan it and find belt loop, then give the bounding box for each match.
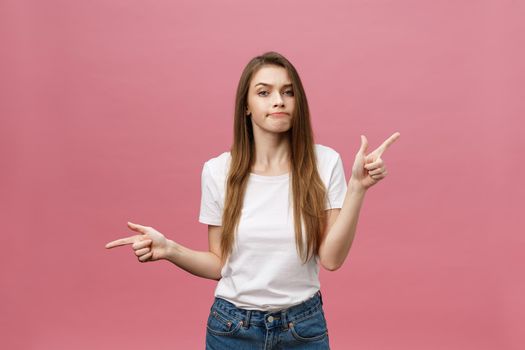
[281,309,288,330]
[318,290,324,305]
[244,310,251,329]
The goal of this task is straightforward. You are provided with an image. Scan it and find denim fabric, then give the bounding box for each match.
[205,290,330,349]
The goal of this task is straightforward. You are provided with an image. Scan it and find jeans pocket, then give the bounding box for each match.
[289,309,328,342]
[206,307,243,337]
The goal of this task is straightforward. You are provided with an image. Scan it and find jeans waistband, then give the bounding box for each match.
[210,290,324,330]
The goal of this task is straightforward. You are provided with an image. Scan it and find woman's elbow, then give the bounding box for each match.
[320,257,341,271]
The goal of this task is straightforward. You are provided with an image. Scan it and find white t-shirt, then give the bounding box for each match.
[198,144,347,311]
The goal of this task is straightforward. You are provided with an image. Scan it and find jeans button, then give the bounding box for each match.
[267,316,274,322]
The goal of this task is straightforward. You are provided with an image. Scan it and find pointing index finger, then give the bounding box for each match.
[105,235,140,249]
[378,132,401,155]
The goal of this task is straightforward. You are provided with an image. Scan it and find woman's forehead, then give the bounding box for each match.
[251,66,291,86]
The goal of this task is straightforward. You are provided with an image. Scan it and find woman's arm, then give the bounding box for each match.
[319,133,399,271]
[163,239,222,281]
[318,180,366,271]
[105,222,222,281]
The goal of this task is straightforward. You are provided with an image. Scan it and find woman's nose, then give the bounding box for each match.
[272,92,285,107]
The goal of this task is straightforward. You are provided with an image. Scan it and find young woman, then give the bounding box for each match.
[106,51,400,349]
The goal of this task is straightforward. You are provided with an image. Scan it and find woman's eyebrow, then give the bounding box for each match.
[254,82,293,88]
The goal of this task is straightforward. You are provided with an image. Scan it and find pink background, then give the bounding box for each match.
[1,0,524,349]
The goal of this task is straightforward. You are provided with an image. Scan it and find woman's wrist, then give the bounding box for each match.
[348,177,367,194]
[161,239,178,261]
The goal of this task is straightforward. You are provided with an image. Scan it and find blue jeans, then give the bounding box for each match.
[205,290,330,349]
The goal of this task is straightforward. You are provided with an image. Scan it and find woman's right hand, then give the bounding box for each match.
[105,222,169,262]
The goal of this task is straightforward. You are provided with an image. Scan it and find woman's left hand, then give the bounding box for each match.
[350,132,401,191]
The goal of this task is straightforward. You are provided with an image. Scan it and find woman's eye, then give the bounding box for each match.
[257,90,294,97]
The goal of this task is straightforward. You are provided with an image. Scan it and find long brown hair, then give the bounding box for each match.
[219,51,328,267]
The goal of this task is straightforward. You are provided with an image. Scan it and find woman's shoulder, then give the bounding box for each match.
[314,144,345,187]
[204,150,230,164]
[203,151,231,178]
[314,143,341,163]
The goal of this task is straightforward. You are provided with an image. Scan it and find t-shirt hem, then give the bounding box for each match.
[325,200,344,210]
[199,216,222,226]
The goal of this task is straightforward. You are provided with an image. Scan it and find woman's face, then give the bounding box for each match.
[246,65,295,134]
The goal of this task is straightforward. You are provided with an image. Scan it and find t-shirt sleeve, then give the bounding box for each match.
[198,162,223,226]
[325,154,347,210]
